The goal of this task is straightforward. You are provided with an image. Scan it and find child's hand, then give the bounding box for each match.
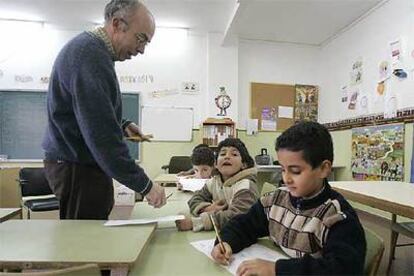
[236,259,275,276]
[203,199,228,213]
[211,242,233,265]
[175,217,193,231]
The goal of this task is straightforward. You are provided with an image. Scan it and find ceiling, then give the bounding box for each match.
[0,0,385,46]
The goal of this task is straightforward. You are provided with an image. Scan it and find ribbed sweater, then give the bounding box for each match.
[42,32,152,195]
[220,182,366,275]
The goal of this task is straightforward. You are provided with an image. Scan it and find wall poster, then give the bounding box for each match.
[294,84,318,122]
[351,124,404,181]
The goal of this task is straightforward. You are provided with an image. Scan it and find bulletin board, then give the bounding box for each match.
[250,82,295,131]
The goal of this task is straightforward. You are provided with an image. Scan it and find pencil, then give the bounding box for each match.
[209,213,226,254]
[166,192,173,199]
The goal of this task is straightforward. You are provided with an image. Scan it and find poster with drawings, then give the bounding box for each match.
[350,58,363,86]
[294,84,318,122]
[351,124,404,181]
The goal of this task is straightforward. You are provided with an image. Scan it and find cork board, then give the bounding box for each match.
[250,82,295,131]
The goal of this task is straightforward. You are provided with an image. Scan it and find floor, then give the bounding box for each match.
[358,211,414,276]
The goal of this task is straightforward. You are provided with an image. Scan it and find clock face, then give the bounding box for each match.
[216,95,231,109]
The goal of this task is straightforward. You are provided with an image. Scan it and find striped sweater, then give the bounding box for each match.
[220,182,366,275]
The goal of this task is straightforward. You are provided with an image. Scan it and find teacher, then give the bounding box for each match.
[42,0,166,219]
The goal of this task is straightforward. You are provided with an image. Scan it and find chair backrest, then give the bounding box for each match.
[18,168,52,197]
[168,156,193,174]
[0,264,100,276]
[364,227,385,276]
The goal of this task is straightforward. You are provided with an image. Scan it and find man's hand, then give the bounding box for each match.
[125,122,152,142]
[236,259,276,276]
[202,199,227,213]
[145,183,166,208]
[211,242,233,265]
[175,216,193,231]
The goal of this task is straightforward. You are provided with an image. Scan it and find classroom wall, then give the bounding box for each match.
[319,0,414,123]
[237,40,321,129]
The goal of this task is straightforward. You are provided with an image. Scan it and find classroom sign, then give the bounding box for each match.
[351,124,404,181]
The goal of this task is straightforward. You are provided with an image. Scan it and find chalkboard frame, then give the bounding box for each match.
[0,90,141,162]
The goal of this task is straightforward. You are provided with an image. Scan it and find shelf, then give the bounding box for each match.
[202,118,236,147]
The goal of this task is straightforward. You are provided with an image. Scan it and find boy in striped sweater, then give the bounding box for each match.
[211,121,366,275]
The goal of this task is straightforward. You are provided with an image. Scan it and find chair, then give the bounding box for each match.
[0,264,100,276]
[17,168,59,219]
[364,227,385,276]
[386,214,414,273]
[161,156,193,174]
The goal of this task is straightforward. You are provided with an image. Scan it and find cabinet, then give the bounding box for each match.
[202,118,236,147]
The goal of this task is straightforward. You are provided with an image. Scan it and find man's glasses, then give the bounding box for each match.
[119,18,150,45]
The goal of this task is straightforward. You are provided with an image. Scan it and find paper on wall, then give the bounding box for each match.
[278,106,293,119]
[191,239,287,275]
[246,119,258,135]
[104,215,185,226]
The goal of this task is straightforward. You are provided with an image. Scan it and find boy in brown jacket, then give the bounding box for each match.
[176,138,259,232]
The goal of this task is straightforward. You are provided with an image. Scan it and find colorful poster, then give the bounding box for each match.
[294,85,318,123]
[261,107,277,131]
[351,124,404,181]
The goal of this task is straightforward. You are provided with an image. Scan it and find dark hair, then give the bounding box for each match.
[104,0,140,24]
[191,146,215,167]
[216,138,255,168]
[275,121,333,169]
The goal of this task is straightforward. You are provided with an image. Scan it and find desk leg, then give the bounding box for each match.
[387,214,398,274]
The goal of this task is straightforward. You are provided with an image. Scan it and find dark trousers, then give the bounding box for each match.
[44,160,114,220]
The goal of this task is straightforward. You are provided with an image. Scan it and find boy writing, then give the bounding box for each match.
[176,138,259,232]
[211,121,366,275]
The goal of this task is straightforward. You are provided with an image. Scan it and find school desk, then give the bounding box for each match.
[153,173,178,186]
[129,201,287,275]
[330,181,414,219]
[0,220,155,273]
[0,208,22,222]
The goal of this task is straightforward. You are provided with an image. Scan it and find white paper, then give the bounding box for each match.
[246,119,258,135]
[104,215,185,226]
[278,106,293,119]
[178,178,207,192]
[191,239,287,275]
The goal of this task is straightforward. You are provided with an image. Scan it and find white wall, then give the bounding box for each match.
[238,40,320,128]
[207,33,239,121]
[319,0,414,123]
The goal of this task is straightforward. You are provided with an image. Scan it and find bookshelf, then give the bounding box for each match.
[202,118,236,147]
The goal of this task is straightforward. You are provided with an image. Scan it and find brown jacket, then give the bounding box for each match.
[188,167,259,231]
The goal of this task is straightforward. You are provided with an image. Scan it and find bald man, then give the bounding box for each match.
[43,0,166,220]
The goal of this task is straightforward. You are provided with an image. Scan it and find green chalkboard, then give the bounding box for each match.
[0,90,140,160]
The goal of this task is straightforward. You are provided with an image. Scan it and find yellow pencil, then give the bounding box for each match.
[209,213,226,254]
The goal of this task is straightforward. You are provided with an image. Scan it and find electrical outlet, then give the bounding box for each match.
[181,81,199,93]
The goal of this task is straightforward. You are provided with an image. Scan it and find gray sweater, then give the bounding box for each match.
[42,32,152,195]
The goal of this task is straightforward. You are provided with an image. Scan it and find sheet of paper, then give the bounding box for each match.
[278,106,293,119]
[191,239,287,275]
[246,119,258,135]
[104,215,185,226]
[178,178,207,192]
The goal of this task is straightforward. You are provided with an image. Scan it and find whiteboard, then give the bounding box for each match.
[142,106,193,141]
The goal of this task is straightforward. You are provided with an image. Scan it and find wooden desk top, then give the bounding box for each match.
[130,228,229,275]
[0,208,21,222]
[0,220,155,269]
[330,181,414,219]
